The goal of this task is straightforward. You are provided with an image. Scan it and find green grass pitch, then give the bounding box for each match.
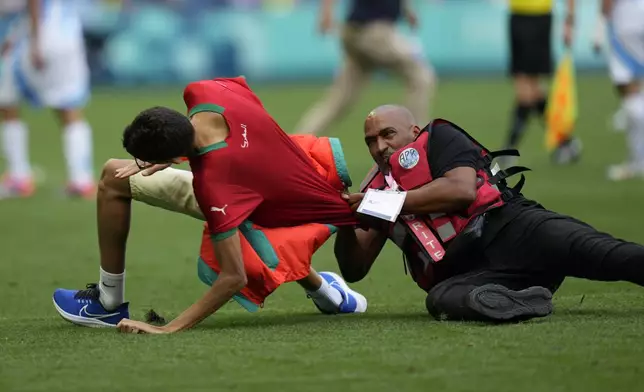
[1,74,643,392]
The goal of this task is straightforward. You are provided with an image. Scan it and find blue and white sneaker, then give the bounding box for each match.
[311,272,368,314]
[52,283,129,328]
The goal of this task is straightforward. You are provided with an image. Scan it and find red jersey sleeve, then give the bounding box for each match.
[192,157,263,240]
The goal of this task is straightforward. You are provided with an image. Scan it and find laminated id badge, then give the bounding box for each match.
[356,189,407,223]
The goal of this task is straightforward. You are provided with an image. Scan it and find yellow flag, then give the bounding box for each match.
[545,51,578,151]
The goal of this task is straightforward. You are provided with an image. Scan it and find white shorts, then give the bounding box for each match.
[608,0,644,85]
[0,1,90,108]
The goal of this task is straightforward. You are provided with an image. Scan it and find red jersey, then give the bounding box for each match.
[185,77,357,239]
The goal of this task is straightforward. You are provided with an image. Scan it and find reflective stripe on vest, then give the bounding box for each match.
[400,215,445,262]
[427,212,457,243]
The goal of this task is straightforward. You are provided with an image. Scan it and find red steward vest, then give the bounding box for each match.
[360,119,529,291]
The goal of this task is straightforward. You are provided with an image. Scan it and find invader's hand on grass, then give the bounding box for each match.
[116,318,169,335]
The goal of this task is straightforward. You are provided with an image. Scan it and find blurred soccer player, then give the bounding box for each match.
[294,0,435,136]
[502,0,581,165]
[595,0,644,181]
[592,10,628,133]
[0,0,95,199]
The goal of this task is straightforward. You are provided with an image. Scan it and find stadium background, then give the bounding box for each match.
[2,1,644,392]
[81,0,604,84]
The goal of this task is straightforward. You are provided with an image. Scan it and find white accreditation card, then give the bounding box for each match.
[356,189,407,223]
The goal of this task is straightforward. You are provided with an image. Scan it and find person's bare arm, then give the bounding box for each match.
[345,166,477,217]
[401,167,477,215]
[163,232,246,332]
[162,112,242,332]
[116,231,247,334]
[334,226,388,283]
[337,166,476,278]
[117,111,243,334]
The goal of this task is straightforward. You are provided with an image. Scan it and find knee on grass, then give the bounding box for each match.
[99,159,133,198]
[425,286,452,321]
[426,282,554,323]
[425,281,501,322]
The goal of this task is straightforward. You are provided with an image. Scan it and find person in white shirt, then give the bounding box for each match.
[595,0,644,181]
[0,0,95,198]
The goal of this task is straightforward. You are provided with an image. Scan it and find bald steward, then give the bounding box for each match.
[363,105,423,174]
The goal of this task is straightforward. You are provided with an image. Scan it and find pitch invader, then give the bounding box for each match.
[0,0,95,198]
[595,0,644,181]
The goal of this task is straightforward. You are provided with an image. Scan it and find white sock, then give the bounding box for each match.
[1,120,32,180]
[307,278,343,311]
[63,120,94,186]
[98,267,125,311]
[624,93,644,170]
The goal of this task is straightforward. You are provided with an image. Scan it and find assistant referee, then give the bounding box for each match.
[502,0,580,165]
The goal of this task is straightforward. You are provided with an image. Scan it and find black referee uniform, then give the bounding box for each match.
[503,0,580,164]
[509,1,554,77]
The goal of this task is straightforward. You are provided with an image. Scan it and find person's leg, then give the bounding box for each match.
[532,82,548,121]
[623,83,644,171]
[44,48,95,196]
[53,159,204,326]
[506,75,538,150]
[566,234,644,286]
[525,211,644,286]
[293,25,370,135]
[503,13,537,153]
[0,106,34,197]
[611,85,629,132]
[30,8,96,196]
[425,198,574,323]
[428,190,644,323]
[54,159,365,325]
[607,81,644,180]
[298,268,367,314]
[507,13,560,151]
[0,48,33,198]
[490,198,644,287]
[606,2,644,180]
[97,159,204,307]
[54,108,95,197]
[610,85,629,132]
[362,22,435,127]
[529,13,553,123]
[426,269,554,323]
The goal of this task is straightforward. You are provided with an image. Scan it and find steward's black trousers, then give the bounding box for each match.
[425,196,644,322]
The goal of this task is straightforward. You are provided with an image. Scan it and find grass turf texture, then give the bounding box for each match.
[1,74,643,392]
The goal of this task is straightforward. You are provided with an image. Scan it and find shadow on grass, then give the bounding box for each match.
[196,311,432,331]
[194,311,555,331]
[555,307,644,318]
[38,306,643,336]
